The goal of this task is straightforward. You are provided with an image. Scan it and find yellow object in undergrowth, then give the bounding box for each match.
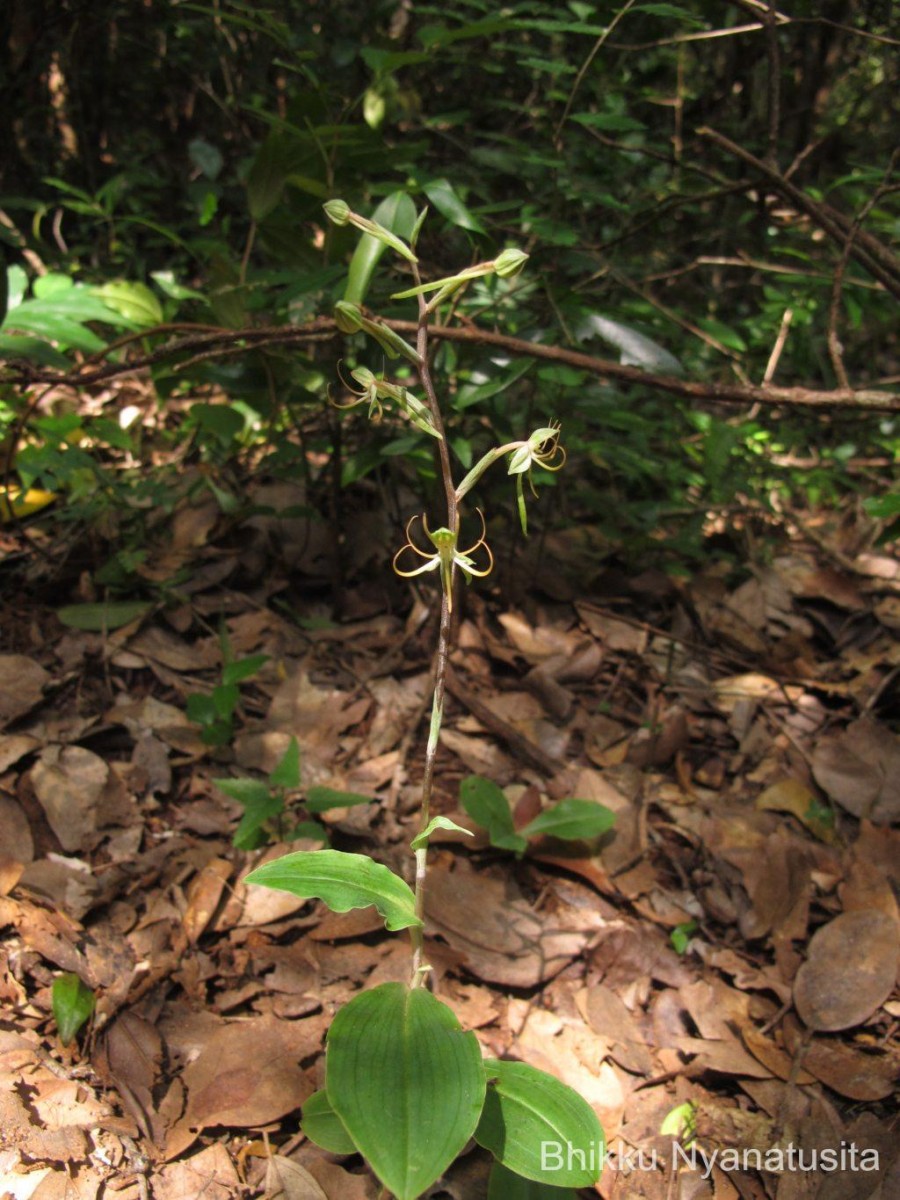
[0,486,57,522]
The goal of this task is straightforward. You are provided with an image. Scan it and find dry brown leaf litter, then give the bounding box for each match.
[0,497,898,1200]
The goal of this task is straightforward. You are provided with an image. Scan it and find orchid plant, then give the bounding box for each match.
[244,197,605,1200]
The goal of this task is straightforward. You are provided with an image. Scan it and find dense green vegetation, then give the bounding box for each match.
[1,0,897,594]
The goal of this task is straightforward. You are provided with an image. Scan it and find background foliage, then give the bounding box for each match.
[1,0,897,594]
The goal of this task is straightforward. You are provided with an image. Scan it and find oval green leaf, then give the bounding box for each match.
[301,1088,357,1155]
[305,786,373,813]
[460,776,528,853]
[94,281,163,327]
[52,973,95,1046]
[326,983,486,1200]
[244,849,421,931]
[520,798,616,842]
[475,1059,604,1188]
[422,178,487,235]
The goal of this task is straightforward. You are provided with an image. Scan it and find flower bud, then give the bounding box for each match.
[323,199,351,226]
[334,300,364,333]
[494,247,528,278]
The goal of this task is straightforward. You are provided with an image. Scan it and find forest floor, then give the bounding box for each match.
[0,476,898,1200]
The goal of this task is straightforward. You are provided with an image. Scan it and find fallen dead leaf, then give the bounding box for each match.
[263,1154,328,1200]
[793,909,899,1032]
[784,1016,898,1101]
[180,1015,314,1132]
[182,856,233,944]
[811,719,900,824]
[0,655,49,727]
[425,862,608,987]
[577,984,654,1075]
[153,1143,241,1200]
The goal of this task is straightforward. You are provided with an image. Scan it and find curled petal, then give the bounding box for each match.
[392,514,443,578]
[457,507,489,557]
[392,548,441,578]
[531,422,566,471]
[401,514,436,559]
[456,537,493,578]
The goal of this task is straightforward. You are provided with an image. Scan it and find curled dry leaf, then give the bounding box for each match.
[793,910,899,1032]
[263,1154,328,1200]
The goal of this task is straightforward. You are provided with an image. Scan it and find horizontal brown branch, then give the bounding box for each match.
[3,314,898,413]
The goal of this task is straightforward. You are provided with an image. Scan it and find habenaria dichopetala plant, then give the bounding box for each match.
[245,197,606,1200]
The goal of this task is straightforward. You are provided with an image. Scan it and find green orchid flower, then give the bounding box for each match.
[392,510,493,613]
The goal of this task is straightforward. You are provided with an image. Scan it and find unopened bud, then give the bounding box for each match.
[494,247,528,278]
[334,300,364,333]
[323,199,351,226]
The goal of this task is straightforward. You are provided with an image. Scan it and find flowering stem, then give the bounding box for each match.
[409,264,456,987]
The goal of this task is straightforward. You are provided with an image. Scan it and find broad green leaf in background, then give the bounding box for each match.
[246,132,303,221]
[188,137,224,180]
[422,178,487,234]
[52,973,95,1045]
[695,315,747,352]
[417,18,513,48]
[576,314,684,375]
[460,775,528,853]
[475,1059,604,1187]
[326,983,486,1200]
[150,270,206,302]
[864,494,900,519]
[0,334,70,368]
[343,191,417,306]
[56,601,152,631]
[95,281,164,326]
[245,849,421,931]
[305,786,373,813]
[221,653,269,686]
[520,798,616,841]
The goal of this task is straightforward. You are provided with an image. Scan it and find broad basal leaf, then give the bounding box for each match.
[327,983,486,1200]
